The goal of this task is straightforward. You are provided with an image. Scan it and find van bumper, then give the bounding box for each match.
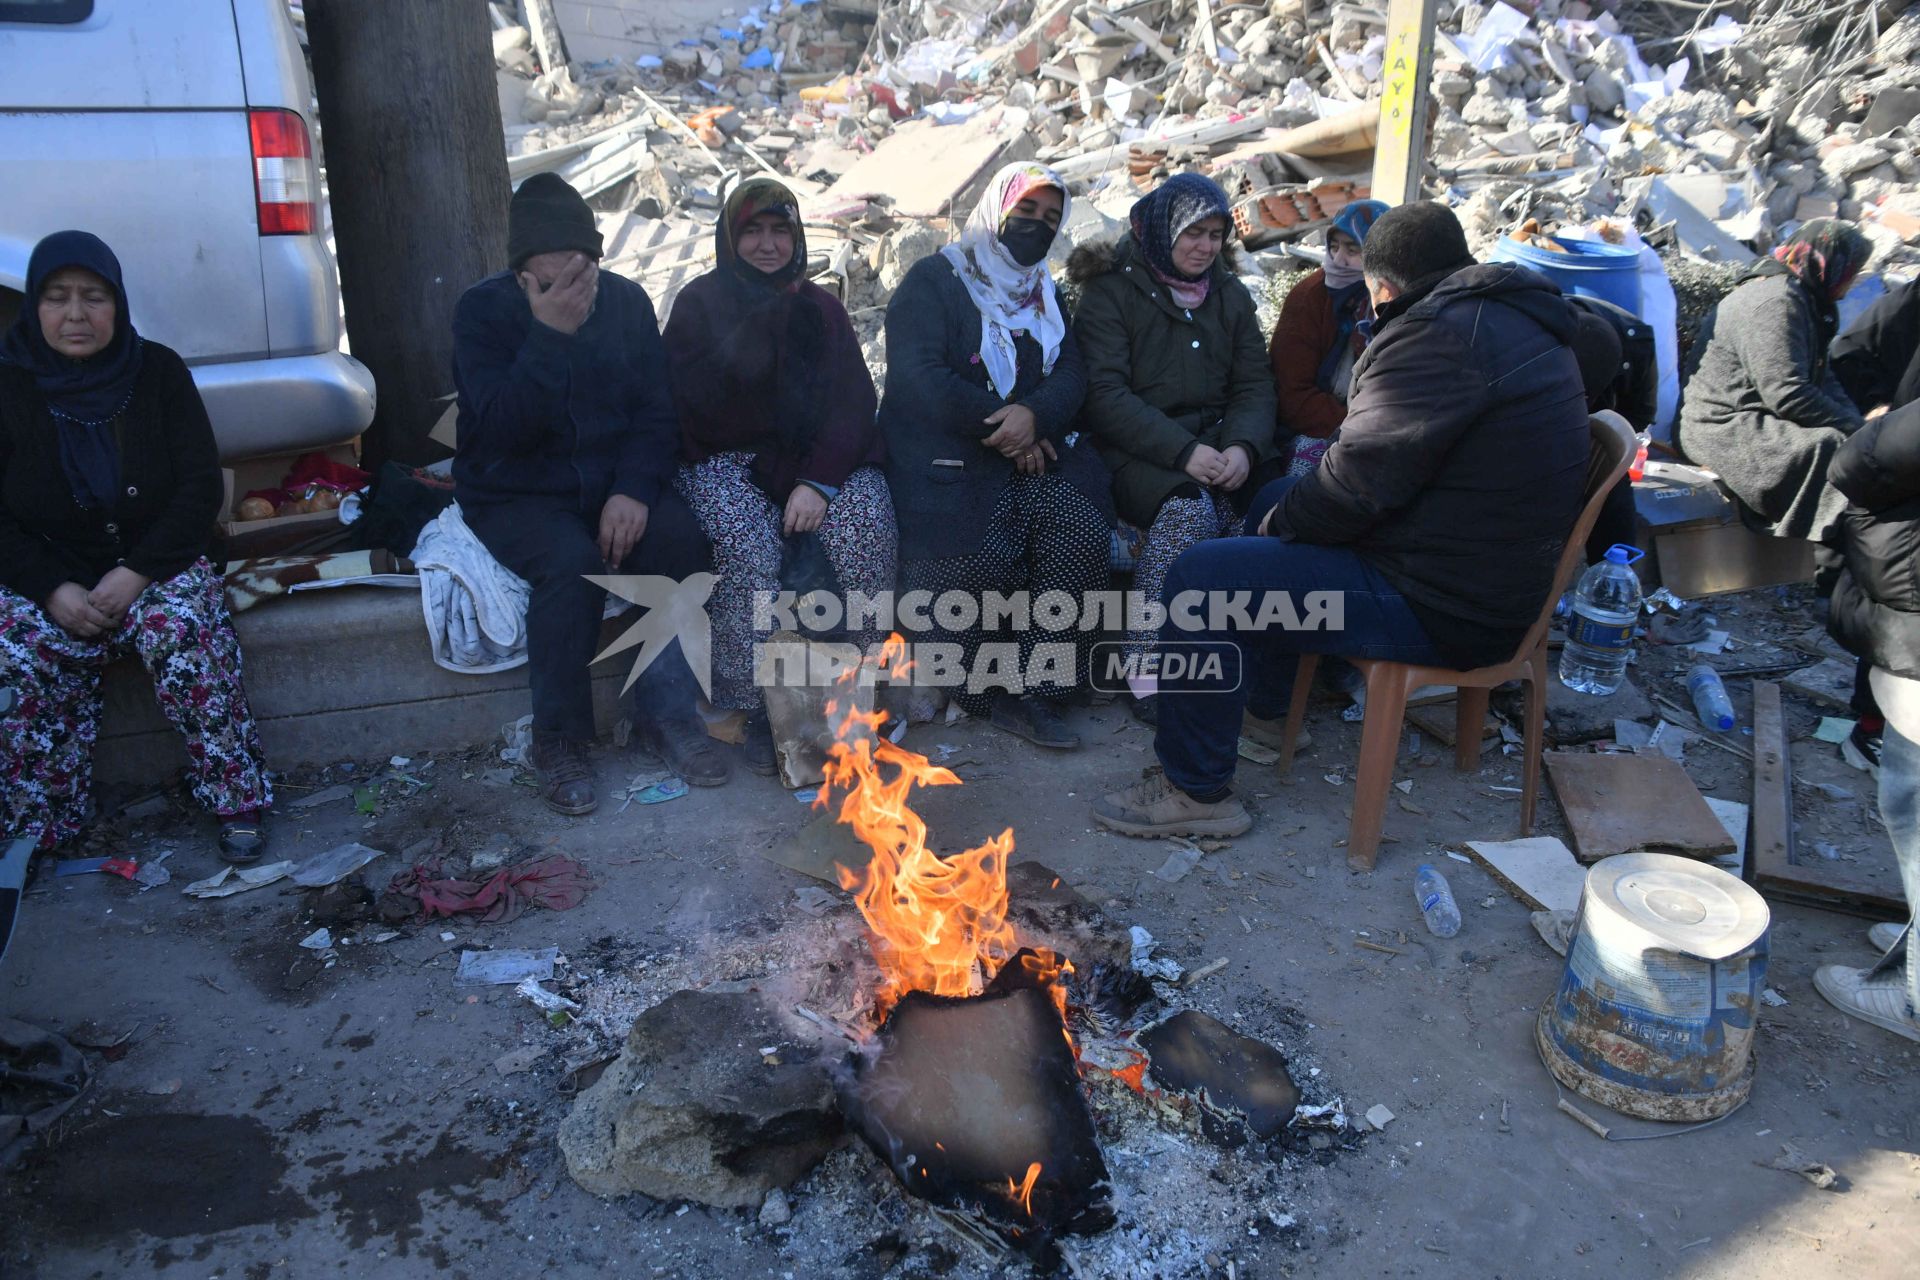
[191,350,378,461]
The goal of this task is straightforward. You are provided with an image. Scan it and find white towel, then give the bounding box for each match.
[411,503,532,674]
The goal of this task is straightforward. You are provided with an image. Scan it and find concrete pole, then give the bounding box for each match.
[1371,0,1439,206]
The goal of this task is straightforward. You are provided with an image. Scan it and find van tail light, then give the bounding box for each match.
[249,108,318,235]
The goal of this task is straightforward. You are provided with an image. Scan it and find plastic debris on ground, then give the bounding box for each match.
[457,946,561,985]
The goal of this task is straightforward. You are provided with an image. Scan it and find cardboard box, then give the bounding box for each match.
[218,467,349,560]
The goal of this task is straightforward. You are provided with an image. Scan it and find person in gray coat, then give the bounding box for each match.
[1676,219,1873,544]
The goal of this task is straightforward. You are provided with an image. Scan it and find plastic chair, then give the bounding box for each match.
[1276,412,1638,872]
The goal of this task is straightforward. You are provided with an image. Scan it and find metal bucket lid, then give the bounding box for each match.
[1583,852,1769,961]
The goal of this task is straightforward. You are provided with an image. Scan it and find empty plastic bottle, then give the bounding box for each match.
[1414,864,1461,938]
[1688,663,1736,731]
[1559,544,1645,695]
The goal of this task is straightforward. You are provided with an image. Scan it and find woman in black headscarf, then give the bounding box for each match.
[665,178,895,773]
[0,231,273,861]
[1678,218,1875,543]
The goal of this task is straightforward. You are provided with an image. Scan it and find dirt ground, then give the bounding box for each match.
[3,603,1918,1279]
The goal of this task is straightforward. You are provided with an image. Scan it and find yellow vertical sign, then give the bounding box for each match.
[1370,0,1438,206]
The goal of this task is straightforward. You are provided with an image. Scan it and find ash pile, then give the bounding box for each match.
[547,861,1356,1276]
[486,0,1920,378]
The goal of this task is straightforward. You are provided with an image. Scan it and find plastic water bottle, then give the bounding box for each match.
[1414,864,1461,938]
[1559,544,1645,695]
[1687,664,1736,731]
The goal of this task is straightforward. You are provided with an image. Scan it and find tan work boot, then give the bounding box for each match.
[1813,965,1919,1043]
[1093,768,1252,838]
[1242,709,1310,755]
[529,731,597,816]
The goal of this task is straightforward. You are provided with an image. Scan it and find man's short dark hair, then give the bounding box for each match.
[1363,202,1475,293]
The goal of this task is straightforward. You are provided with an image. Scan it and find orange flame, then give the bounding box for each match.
[1007,1162,1042,1216]
[822,637,1018,1014]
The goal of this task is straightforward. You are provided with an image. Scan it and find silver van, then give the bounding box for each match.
[0,0,374,460]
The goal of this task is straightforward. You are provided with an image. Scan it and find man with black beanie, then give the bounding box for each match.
[452,173,730,814]
[1095,201,1590,841]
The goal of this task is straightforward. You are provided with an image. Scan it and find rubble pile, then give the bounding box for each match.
[486,0,1920,371]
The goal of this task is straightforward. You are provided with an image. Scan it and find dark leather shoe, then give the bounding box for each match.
[991,696,1081,750]
[218,812,269,864]
[530,731,597,815]
[740,710,779,777]
[652,718,732,787]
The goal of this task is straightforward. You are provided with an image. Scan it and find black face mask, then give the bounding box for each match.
[997,217,1058,268]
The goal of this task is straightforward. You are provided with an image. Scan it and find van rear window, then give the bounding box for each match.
[0,0,93,21]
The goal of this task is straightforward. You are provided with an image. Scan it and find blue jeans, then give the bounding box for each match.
[1871,723,1920,1015]
[1152,485,1441,799]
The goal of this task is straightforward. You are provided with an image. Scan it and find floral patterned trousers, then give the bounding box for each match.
[0,558,272,850]
[676,453,899,712]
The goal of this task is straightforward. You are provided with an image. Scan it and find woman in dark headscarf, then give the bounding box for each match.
[1268,198,1390,475]
[1677,218,1875,544]
[0,231,273,860]
[877,161,1111,751]
[665,177,895,773]
[1068,172,1276,716]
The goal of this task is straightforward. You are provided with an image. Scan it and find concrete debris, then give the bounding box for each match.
[495,0,1920,386]
[557,989,842,1207]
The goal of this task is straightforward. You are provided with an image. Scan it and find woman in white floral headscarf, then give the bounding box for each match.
[876,162,1113,752]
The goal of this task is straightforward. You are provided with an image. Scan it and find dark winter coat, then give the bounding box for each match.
[1676,272,1864,540]
[1067,236,1277,527]
[1267,262,1590,668]
[1829,400,1920,680]
[0,342,221,605]
[452,269,679,514]
[663,268,882,502]
[877,253,1111,561]
[1833,279,1920,414]
[1267,267,1360,440]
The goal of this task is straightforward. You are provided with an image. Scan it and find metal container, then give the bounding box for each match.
[1536,852,1769,1121]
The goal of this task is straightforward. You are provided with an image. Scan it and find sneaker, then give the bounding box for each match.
[740,710,779,778]
[1813,964,1920,1043]
[1093,768,1252,838]
[651,717,732,787]
[1242,709,1311,755]
[1868,921,1908,953]
[991,696,1081,750]
[530,731,597,816]
[217,810,269,865]
[1841,723,1882,778]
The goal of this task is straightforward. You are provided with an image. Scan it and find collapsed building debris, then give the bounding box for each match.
[484,0,1919,392]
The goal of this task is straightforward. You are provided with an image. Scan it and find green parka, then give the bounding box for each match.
[1066,234,1278,527]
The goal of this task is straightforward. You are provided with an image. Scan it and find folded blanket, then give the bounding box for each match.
[410,502,533,674]
[224,549,405,612]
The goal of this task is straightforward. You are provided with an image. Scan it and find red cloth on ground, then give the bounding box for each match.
[386,853,592,923]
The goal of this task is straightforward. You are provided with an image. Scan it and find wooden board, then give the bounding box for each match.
[1406,703,1496,751]
[1749,680,1909,917]
[1543,751,1737,863]
[1464,837,1587,913]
